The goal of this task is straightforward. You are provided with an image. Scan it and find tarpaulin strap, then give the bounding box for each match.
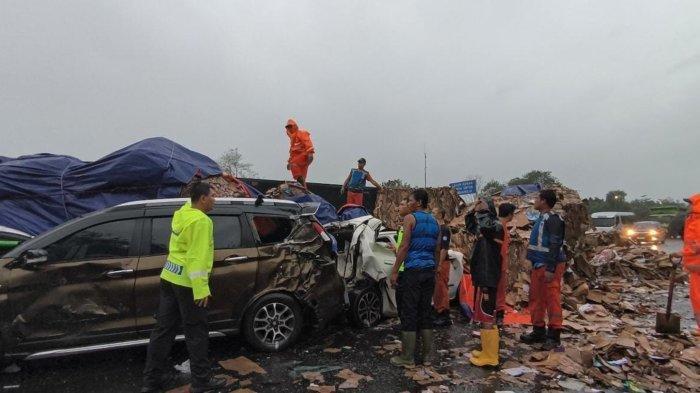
[59,161,72,220]
[156,141,177,198]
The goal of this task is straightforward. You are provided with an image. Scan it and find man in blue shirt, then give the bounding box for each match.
[341,158,382,206]
[389,189,440,367]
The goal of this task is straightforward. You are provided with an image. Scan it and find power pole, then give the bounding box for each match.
[423,146,427,188]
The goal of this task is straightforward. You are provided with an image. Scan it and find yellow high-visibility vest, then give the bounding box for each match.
[160,201,214,300]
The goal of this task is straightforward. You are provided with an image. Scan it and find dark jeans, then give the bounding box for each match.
[143,280,211,387]
[396,272,404,322]
[399,269,435,331]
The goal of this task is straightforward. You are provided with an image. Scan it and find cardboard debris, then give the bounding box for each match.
[335,369,373,390]
[302,371,325,384]
[308,385,336,393]
[219,356,267,376]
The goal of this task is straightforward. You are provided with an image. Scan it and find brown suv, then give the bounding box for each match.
[0,198,344,362]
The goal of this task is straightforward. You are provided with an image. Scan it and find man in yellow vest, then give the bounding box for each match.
[142,182,226,393]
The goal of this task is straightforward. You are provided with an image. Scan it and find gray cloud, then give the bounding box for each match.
[1,1,698,200]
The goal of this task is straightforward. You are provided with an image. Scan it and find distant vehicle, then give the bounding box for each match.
[590,212,636,233]
[623,221,667,244]
[1,198,345,363]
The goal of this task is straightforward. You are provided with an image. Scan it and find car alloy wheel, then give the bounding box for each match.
[253,302,296,345]
[356,288,382,327]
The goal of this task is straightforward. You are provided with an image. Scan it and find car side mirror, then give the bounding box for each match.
[22,249,48,268]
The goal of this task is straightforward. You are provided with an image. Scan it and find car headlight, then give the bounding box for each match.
[626,229,635,236]
[649,229,657,236]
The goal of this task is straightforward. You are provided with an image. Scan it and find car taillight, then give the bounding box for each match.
[312,221,331,242]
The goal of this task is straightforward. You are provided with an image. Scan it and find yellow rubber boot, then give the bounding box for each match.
[470,327,499,367]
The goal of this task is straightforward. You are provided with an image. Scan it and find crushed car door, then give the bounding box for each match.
[8,219,140,344]
[134,213,259,333]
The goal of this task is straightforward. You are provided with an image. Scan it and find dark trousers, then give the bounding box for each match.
[396,272,405,321]
[399,269,435,331]
[143,280,210,387]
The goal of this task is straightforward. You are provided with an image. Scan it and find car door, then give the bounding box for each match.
[8,218,141,346]
[134,210,259,334]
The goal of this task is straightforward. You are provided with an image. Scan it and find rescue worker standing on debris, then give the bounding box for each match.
[142,182,225,393]
[341,158,382,206]
[285,118,315,188]
[520,189,566,350]
[466,197,504,367]
[495,203,516,326]
[390,189,440,367]
[676,194,700,335]
[431,208,453,327]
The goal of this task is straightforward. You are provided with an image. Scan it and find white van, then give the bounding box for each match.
[591,211,636,232]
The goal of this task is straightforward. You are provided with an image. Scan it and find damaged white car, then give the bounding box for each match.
[327,215,464,327]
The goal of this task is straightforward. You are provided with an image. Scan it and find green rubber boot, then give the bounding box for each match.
[390,331,416,368]
[420,329,435,366]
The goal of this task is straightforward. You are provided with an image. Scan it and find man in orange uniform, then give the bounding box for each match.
[678,194,700,335]
[285,118,315,187]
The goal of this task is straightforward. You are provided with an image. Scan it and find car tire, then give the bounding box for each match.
[242,293,303,352]
[350,285,383,328]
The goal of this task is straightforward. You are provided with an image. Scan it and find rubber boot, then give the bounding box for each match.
[495,310,505,327]
[390,331,416,368]
[542,328,562,351]
[520,325,546,344]
[470,330,484,358]
[420,329,435,366]
[470,327,499,367]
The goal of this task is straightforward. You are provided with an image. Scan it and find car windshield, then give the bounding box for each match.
[592,217,615,227]
[634,222,660,230]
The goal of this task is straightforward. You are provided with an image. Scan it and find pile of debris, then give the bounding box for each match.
[181,173,254,198]
[373,185,591,309]
[499,242,698,392]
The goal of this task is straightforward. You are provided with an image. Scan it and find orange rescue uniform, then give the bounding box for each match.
[286,119,315,185]
[683,194,700,328]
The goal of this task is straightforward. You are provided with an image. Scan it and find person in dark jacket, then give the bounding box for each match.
[465,197,504,367]
[520,189,566,350]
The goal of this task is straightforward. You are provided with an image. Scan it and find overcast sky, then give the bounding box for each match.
[1,1,698,200]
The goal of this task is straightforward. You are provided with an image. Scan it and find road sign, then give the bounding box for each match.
[449,180,477,195]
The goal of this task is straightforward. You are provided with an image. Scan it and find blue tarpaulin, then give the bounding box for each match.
[337,204,371,221]
[0,137,221,235]
[501,183,542,197]
[288,194,339,225]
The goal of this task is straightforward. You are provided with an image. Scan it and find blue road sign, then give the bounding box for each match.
[449,180,477,195]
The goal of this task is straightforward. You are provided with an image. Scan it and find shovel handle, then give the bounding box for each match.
[665,255,681,317]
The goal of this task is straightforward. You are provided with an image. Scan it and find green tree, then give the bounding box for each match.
[507,170,560,187]
[481,179,506,196]
[218,148,257,178]
[604,190,628,211]
[382,179,411,189]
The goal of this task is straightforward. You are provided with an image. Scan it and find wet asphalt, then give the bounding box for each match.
[2,240,693,393]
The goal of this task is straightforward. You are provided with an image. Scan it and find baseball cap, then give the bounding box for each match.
[358,158,366,164]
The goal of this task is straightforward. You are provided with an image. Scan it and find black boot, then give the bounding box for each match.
[191,376,227,393]
[495,310,505,327]
[542,328,562,350]
[520,326,546,344]
[141,373,175,393]
[433,311,452,327]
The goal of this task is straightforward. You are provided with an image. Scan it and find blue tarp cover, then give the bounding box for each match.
[0,137,221,235]
[501,183,542,197]
[288,194,339,225]
[337,204,371,221]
